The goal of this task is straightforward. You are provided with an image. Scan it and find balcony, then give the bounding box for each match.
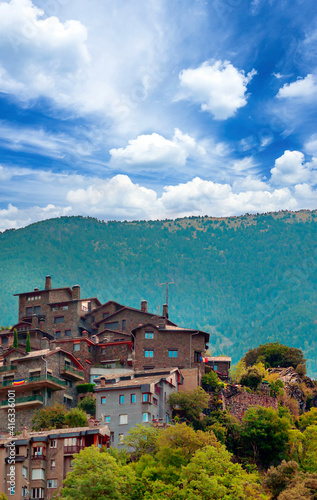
[0,365,16,373]
[64,445,85,455]
[0,374,66,393]
[61,365,85,381]
[31,453,46,460]
[1,395,44,408]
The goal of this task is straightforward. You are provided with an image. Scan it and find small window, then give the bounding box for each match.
[122,319,126,330]
[2,337,8,345]
[22,486,28,496]
[118,433,124,445]
[26,307,33,317]
[22,466,27,478]
[105,416,111,423]
[54,316,64,325]
[153,397,158,406]
[31,488,44,499]
[50,440,57,448]
[142,393,149,402]
[145,350,153,358]
[47,479,58,488]
[50,460,55,470]
[66,380,72,387]
[119,414,128,425]
[34,305,41,315]
[119,395,124,405]
[142,412,149,423]
[61,305,69,310]
[105,321,119,330]
[145,332,154,339]
[65,329,71,337]
[64,395,73,405]
[194,351,202,363]
[101,396,106,404]
[55,331,61,339]
[131,394,136,403]
[168,350,178,358]
[73,344,80,352]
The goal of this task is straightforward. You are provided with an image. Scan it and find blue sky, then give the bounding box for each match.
[0,0,316,230]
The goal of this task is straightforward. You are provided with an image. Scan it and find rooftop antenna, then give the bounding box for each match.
[159,278,175,307]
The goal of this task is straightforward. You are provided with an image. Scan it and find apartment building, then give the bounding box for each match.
[95,368,182,447]
[0,422,110,500]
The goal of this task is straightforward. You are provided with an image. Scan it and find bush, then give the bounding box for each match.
[240,367,263,390]
[78,396,96,416]
[76,383,95,394]
[65,408,88,428]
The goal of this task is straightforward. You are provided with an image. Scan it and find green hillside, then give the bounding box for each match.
[0,211,317,376]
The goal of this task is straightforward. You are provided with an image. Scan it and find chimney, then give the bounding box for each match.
[22,426,28,438]
[158,318,165,329]
[162,304,168,319]
[72,285,80,300]
[100,377,106,387]
[141,300,148,313]
[82,330,88,338]
[45,276,51,290]
[41,337,49,350]
[34,287,39,292]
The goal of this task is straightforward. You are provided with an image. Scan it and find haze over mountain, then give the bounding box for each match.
[0,210,316,376]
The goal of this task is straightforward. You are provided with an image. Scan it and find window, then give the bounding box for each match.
[105,416,111,423]
[47,479,58,488]
[194,351,202,363]
[145,332,154,339]
[50,460,55,470]
[168,350,178,358]
[31,488,44,499]
[119,395,124,404]
[131,394,136,403]
[64,437,77,447]
[119,414,128,425]
[153,397,158,406]
[2,336,8,344]
[26,307,33,317]
[111,432,114,443]
[55,331,61,338]
[142,393,150,402]
[64,395,73,405]
[22,466,27,478]
[22,486,28,497]
[73,343,80,352]
[118,433,125,444]
[50,440,57,448]
[31,468,45,480]
[122,319,126,330]
[66,380,72,387]
[32,446,43,457]
[142,412,150,423]
[61,305,68,310]
[145,350,153,358]
[101,396,106,404]
[34,305,41,315]
[54,316,64,324]
[106,321,119,330]
[52,306,58,311]
[65,329,71,337]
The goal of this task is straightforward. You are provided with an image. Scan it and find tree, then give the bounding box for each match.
[25,331,31,353]
[240,406,293,467]
[168,387,210,428]
[297,408,317,431]
[12,328,18,349]
[264,460,299,499]
[78,396,96,416]
[64,408,88,428]
[201,370,224,390]
[0,493,8,500]
[244,342,305,370]
[32,403,67,431]
[240,366,263,390]
[59,446,134,500]
[123,424,160,458]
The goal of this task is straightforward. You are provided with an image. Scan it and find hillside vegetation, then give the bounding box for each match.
[0,210,316,376]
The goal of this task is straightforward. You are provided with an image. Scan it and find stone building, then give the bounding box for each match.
[0,421,110,500]
[0,340,84,431]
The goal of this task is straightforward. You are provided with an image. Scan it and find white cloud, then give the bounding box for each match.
[277,74,317,99]
[305,134,317,156]
[0,203,71,232]
[109,129,206,169]
[0,0,89,107]
[270,150,317,186]
[178,60,256,120]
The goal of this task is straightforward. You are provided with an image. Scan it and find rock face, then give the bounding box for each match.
[268,367,307,411]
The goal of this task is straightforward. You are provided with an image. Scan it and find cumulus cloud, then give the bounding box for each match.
[0,0,89,107]
[277,74,317,99]
[270,150,317,186]
[178,60,256,120]
[0,203,71,232]
[109,129,206,169]
[305,134,317,156]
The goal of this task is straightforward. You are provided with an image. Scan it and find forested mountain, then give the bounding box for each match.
[0,210,316,376]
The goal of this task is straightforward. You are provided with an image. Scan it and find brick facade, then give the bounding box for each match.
[223,391,278,421]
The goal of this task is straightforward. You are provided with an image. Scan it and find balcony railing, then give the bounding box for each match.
[61,365,85,380]
[31,453,46,460]
[0,365,16,373]
[1,374,66,388]
[64,445,85,455]
[1,395,43,406]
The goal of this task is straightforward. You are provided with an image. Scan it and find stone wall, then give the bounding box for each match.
[224,391,278,420]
